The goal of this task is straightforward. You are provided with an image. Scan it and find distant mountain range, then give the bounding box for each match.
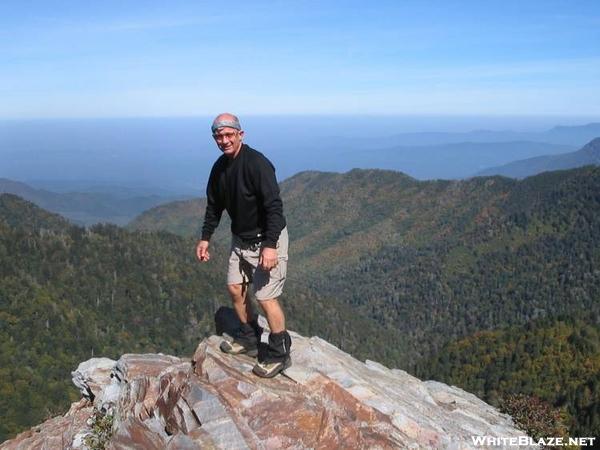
[339,141,575,180]
[475,137,600,178]
[0,178,189,226]
[322,122,600,148]
[315,124,600,179]
[2,134,598,228]
[2,118,599,185]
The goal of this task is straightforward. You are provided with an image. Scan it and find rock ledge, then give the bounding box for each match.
[1,326,534,449]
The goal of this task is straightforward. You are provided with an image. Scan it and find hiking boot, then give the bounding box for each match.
[220,340,258,357]
[220,323,258,357]
[252,356,292,378]
[253,330,292,378]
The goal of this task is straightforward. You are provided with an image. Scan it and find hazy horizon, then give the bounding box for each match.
[2,115,599,196]
[2,113,599,132]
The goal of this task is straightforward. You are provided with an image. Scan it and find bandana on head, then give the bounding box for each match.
[211,118,241,133]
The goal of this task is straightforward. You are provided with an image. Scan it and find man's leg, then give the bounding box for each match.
[251,229,291,377]
[257,298,285,333]
[253,296,291,378]
[227,282,256,324]
[220,284,260,356]
[221,247,262,356]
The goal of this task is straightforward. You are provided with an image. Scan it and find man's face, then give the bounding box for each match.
[213,127,244,158]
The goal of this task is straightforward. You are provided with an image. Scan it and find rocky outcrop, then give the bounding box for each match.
[1,314,534,449]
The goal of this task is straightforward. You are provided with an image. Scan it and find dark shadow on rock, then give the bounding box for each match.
[214,306,241,336]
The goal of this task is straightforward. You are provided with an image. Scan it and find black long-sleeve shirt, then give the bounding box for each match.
[201,144,286,248]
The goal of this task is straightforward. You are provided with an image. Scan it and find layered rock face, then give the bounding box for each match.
[1,321,533,449]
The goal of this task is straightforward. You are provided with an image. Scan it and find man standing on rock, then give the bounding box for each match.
[196,113,291,378]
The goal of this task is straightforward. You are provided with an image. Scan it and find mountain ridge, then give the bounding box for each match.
[0,193,71,232]
[0,178,182,226]
[476,137,600,178]
[320,122,600,147]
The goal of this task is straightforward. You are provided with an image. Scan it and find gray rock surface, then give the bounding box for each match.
[1,325,536,449]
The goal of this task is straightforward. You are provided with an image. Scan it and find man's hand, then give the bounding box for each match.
[196,240,211,262]
[259,247,278,271]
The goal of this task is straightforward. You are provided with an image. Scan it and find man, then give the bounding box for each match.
[196,113,291,378]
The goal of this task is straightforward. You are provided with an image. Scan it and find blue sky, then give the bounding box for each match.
[1,0,599,118]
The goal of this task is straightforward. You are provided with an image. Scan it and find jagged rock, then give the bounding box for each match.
[1,324,536,449]
[0,399,93,450]
[72,357,116,402]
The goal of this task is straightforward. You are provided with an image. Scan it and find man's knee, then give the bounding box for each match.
[227,283,241,295]
[258,298,282,313]
[227,283,247,301]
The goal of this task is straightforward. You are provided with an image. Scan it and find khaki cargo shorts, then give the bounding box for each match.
[227,227,288,301]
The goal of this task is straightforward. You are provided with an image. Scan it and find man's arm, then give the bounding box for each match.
[201,202,223,244]
[197,163,224,262]
[253,155,286,270]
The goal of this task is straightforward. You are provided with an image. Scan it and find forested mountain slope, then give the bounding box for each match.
[132,166,600,364]
[0,194,400,440]
[417,318,600,437]
[0,193,71,231]
[0,196,225,440]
